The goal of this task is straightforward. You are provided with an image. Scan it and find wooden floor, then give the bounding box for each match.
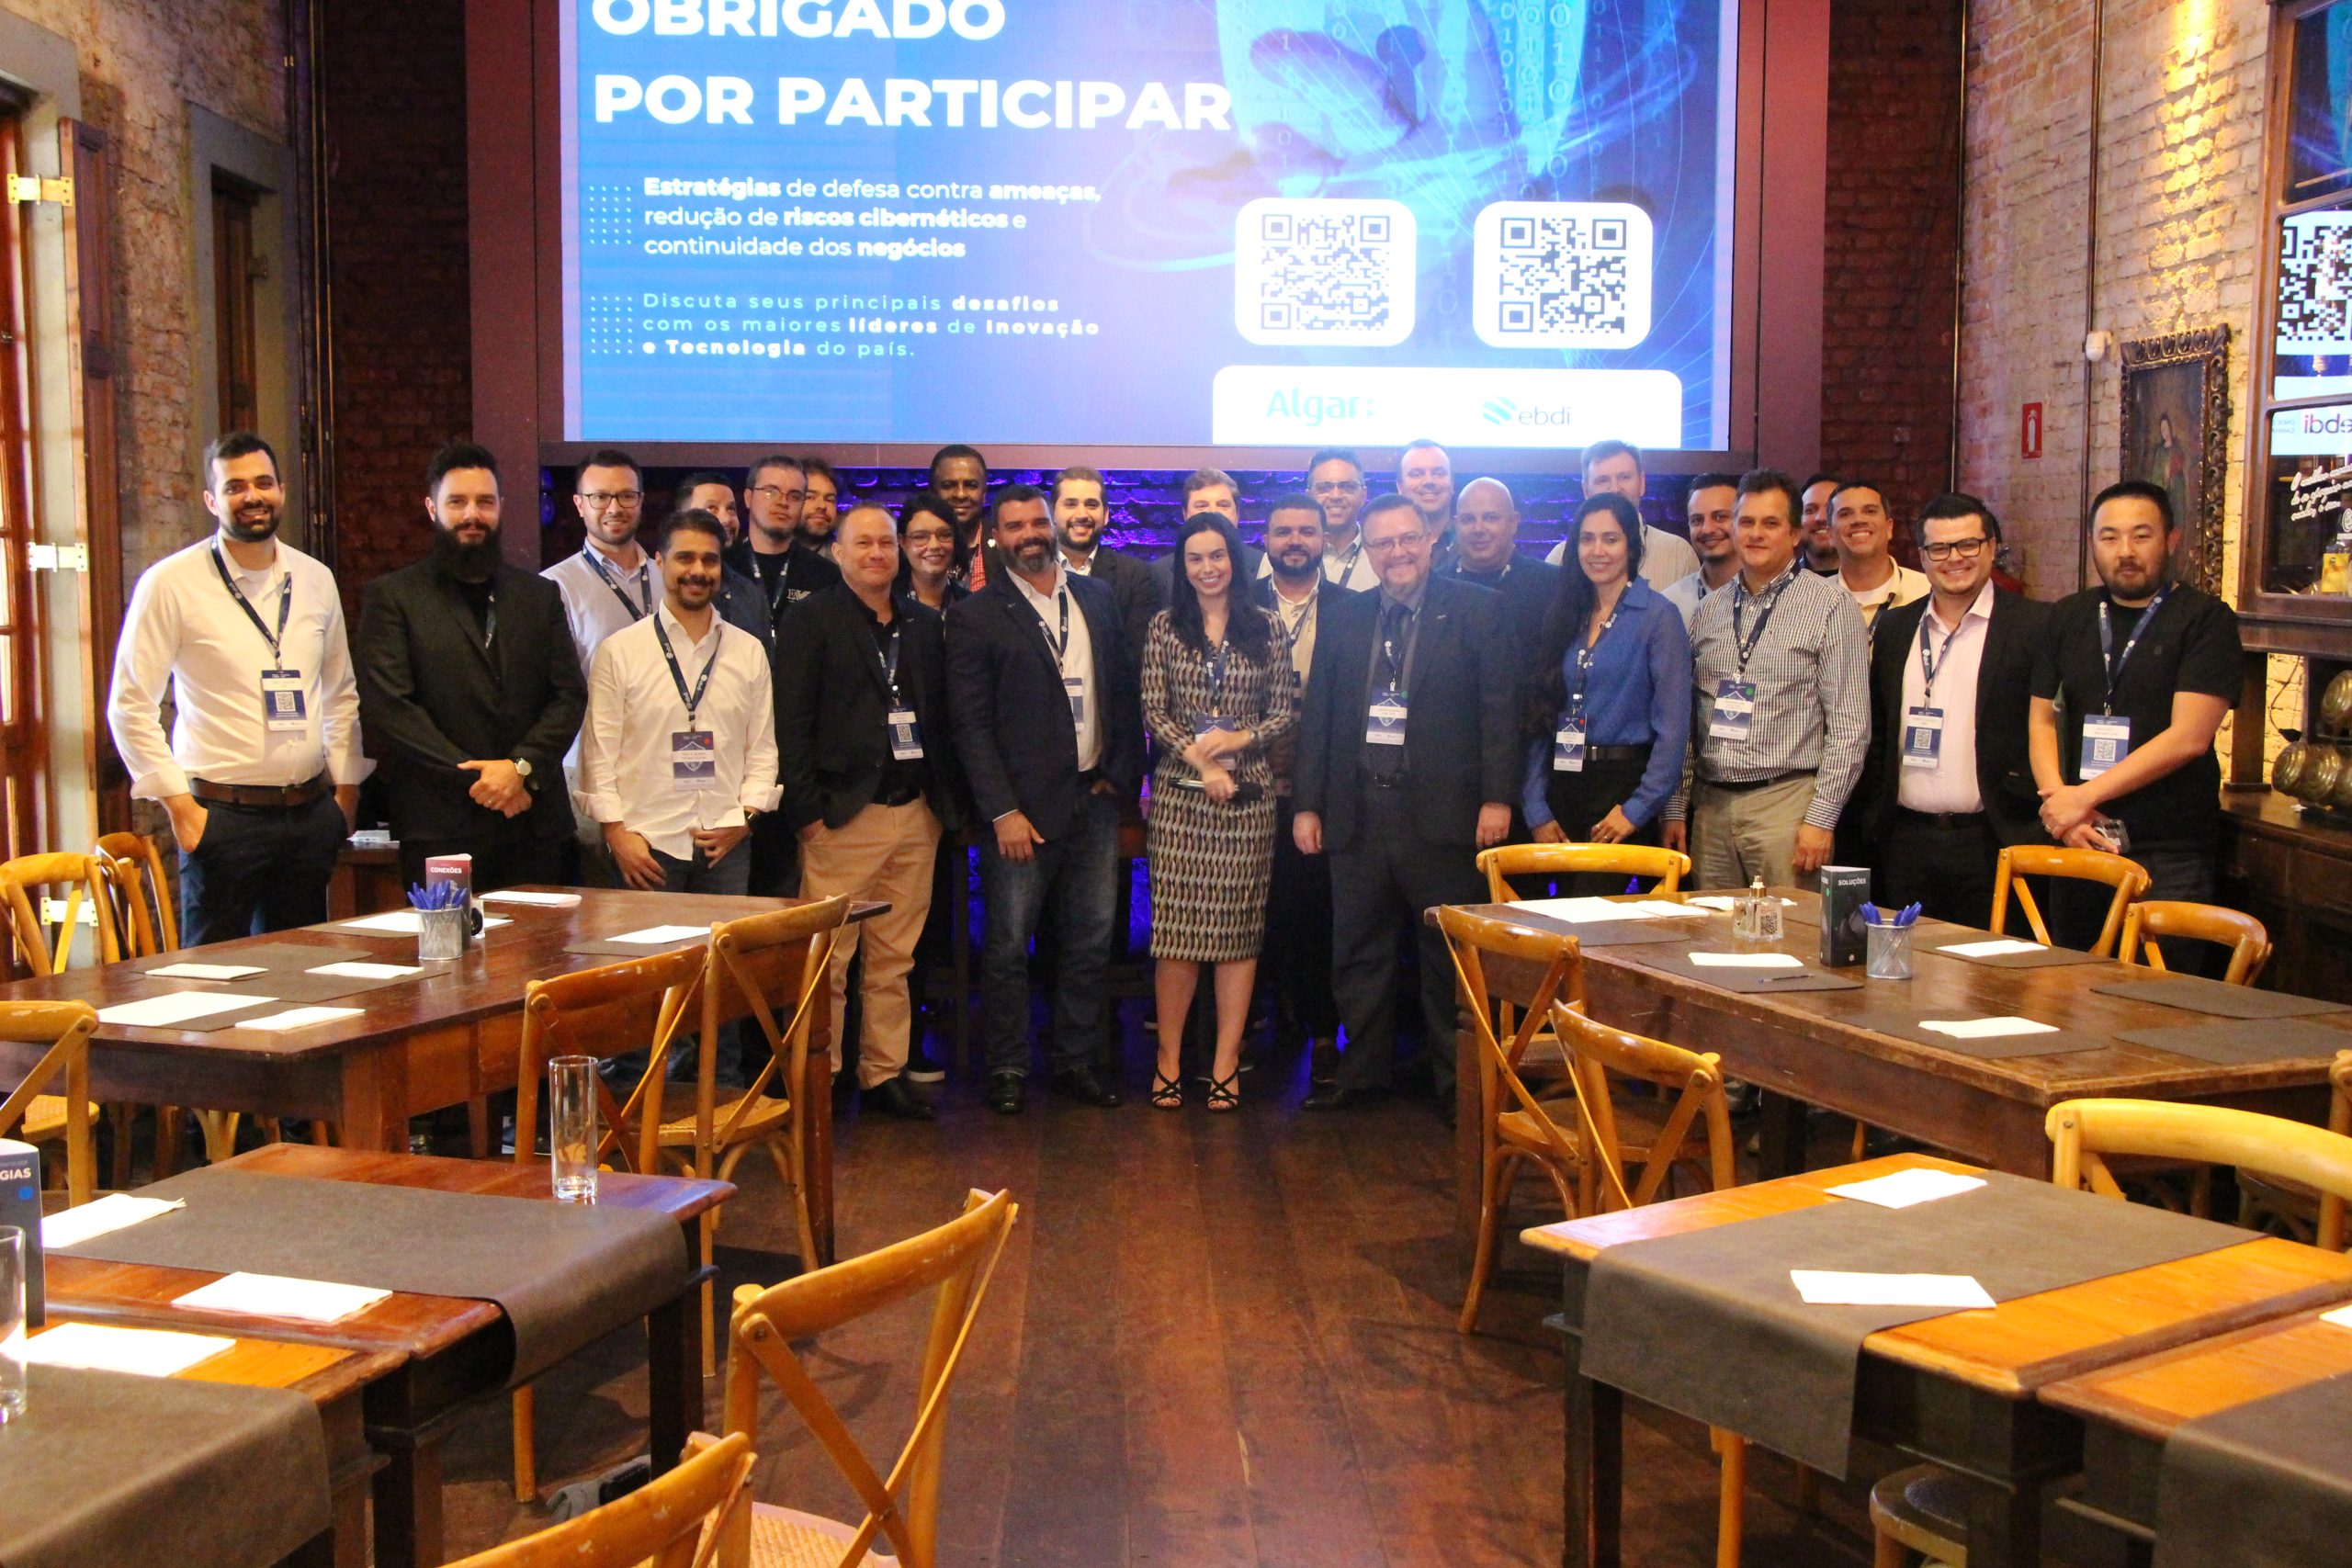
[438,1019,1883,1565]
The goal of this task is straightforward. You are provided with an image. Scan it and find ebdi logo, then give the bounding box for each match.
[1482,397,1519,427]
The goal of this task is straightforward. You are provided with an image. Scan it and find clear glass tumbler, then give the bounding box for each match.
[0,1225,26,1422]
[548,1055,599,1204]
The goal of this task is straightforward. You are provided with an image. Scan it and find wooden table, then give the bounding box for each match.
[0,886,867,1266]
[1522,1153,2352,1568]
[42,1143,732,1568]
[1454,891,2349,1253]
[2040,1303,2352,1556]
[25,1317,401,1568]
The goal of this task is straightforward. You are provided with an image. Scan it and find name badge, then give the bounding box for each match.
[1553,716,1589,773]
[671,729,718,790]
[261,671,307,732]
[1195,715,1240,742]
[1901,706,1944,769]
[1365,688,1408,747]
[888,706,924,761]
[1711,678,1757,744]
[1060,674,1088,729]
[2079,714,2132,779]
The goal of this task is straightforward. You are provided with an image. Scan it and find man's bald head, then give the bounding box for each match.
[1453,476,1521,573]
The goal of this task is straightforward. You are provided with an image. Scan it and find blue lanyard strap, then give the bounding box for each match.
[1035,586,1071,662]
[1730,565,1798,677]
[1917,603,1959,704]
[2096,586,2169,715]
[583,547,651,621]
[652,615,719,728]
[1567,599,1623,716]
[210,546,292,669]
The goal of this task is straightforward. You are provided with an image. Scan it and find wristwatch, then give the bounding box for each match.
[512,757,534,779]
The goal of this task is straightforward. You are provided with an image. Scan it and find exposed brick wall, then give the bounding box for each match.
[1819,0,1965,534]
[318,0,472,613]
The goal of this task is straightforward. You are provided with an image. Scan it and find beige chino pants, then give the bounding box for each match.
[797,798,944,1089]
[1690,773,1817,892]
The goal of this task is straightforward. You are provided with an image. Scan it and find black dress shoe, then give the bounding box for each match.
[1050,1066,1123,1108]
[1301,1083,1388,1112]
[987,1073,1025,1115]
[861,1077,934,1121]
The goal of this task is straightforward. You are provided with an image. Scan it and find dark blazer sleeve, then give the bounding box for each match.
[946,597,1019,823]
[905,608,968,830]
[1857,598,1921,846]
[1080,577,1146,795]
[1470,589,1520,807]
[355,577,470,775]
[1294,601,1340,818]
[512,578,586,783]
[771,595,828,832]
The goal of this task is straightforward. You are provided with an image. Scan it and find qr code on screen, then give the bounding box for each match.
[2278,210,2352,355]
[1472,201,1653,351]
[1232,197,1417,347]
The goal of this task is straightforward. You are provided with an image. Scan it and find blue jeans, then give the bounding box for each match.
[978,789,1122,1077]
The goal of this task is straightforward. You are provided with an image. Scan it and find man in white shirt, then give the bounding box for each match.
[1832,480,1929,632]
[1543,439,1702,591]
[1661,471,1743,626]
[107,432,368,944]
[580,510,780,897]
[544,449,656,671]
[1305,447,1381,591]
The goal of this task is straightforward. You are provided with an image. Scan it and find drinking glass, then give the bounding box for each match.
[549,1055,599,1204]
[0,1226,26,1422]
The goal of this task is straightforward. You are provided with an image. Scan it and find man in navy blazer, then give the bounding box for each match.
[946,485,1145,1115]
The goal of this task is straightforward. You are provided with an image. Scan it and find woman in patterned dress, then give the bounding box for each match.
[1142,513,1295,1111]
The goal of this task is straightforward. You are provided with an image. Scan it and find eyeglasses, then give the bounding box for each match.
[903,526,956,546]
[1920,536,1991,562]
[1309,479,1363,496]
[745,484,803,503]
[1363,534,1425,556]
[580,491,642,509]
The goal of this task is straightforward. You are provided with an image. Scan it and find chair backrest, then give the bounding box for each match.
[1551,1003,1736,1213]
[513,944,707,1177]
[1474,843,1690,903]
[2047,1099,2352,1251]
[2328,1053,2352,1253]
[722,1189,1019,1568]
[1437,902,1592,1186]
[91,832,178,957]
[0,852,119,979]
[0,1000,99,1205]
[447,1429,752,1568]
[2118,899,2271,987]
[697,896,851,1148]
[1989,844,2149,956]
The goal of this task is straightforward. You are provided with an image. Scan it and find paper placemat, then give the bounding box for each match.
[96,992,286,1032]
[1452,903,1714,950]
[130,942,373,978]
[2113,1016,2352,1066]
[2091,975,2352,1021]
[1838,1007,2108,1060]
[565,931,711,957]
[2154,1370,2352,1568]
[1627,949,1864,994]
[1924,938,2121,972]
[22,1322,237,1377]
[1578,1170,2247,1476]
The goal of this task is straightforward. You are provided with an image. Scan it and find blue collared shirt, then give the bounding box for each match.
[1521,578,1693,829]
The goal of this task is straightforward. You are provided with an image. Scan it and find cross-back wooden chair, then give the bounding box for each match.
[509,940,708,1501]
[1987,843,2147,956]
[1474,842,1690,903]
[2117,899,2272,987]
[0,853,124,1183]
[0,1000,99,1206]
[447,1429,754,1568]
[715,1188,1017,1568]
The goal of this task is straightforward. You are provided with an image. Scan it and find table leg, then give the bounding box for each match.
[1962,1472,2042,1568]
[1562,1327,1622,1568]
[1456,1018,1483,1268]
[800,1043,835,1267]
[647,1288,698,1475]
[1756,1090,1809,1181]
[336,1046,410,1154]
[369,1431,447,1568]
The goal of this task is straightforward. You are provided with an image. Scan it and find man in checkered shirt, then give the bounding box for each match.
[1662,469,1871,890]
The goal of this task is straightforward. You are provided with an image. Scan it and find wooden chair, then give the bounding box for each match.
[0,1000,99,1205]
[714,1189,1017,1568]
[1474,842,1690,903]
[2117,899,2271,987]
[0,853,119,1183]
[1986,844,2148,957]
[445,1429,754,1568]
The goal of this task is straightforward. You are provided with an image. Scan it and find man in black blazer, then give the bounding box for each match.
[1434,477,1560,649]
[1856,493,2050,924]
[946,484,1146,1115]
[1294,494,1519,1110]
[1050,464,1158,661]
[355,441,585,888]
[775,504,968,1120]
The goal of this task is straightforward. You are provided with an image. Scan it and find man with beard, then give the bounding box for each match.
[1661,471,1743,626]
[355,441,586,888]
[1302,446,1381,591]
[1800,472,1843,573]
[107,431,369,943]
[672,471,775,654]
[797,456,844,558]
[1051,464,1156,660]
[928,443,993,587]
[581,509,779,896]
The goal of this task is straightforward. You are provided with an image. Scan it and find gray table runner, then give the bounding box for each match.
[1626,950,1864,994]
[2092,974,2352,1021]
[2113,1017,2352,1066]
[1578,1171,2248,1475]
[1837,1007,2107,1061]
[2154,1367,2352,1568]
[55,1168,690,1386]
[0,1363,329,1568]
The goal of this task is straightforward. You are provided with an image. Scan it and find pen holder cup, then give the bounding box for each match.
[416,906,469,964]
[1866,922,1916,981]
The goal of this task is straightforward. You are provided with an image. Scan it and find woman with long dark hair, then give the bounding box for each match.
[1521,492,1692,888]
[896,491,967,610]
[1141,513,1295,1111]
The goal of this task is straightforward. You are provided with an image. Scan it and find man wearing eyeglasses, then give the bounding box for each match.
[544,450,657,674]
[1854,494,2050,923]
[1303,447,1380,591]
[728,453,842,629]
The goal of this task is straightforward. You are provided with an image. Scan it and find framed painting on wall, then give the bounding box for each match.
[2120,325,2231,594]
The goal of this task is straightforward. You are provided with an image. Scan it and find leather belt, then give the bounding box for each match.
[875,783,924,808]
[190,773,333,809]
[1698,769,1812,795]
[1894,806,1987,829]
[1586,744,1651,764]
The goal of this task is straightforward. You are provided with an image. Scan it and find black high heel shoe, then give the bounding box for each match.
[1150,1069,1183,1110]
[1204,1070,1240,1113]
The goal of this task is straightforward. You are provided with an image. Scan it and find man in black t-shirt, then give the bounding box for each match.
[2029,479,2242,950]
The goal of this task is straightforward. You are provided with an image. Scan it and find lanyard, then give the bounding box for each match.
[1730,564,1798,678]
[1568,599,1623,716]
[652,615,720,728]
[1035,586,1071,664]
[1330,536,1364,584]
[1917,601,1964,705]
[1378,599,1419,694]
[1275,582,1317,641]
[877,619,903,698]
[481,592,498,651]
[1206,641,1230,711]
[582,547,651,621]
[209,546,292,670]
[2097,586,2169,715]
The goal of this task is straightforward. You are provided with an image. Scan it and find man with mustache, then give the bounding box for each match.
[1051,464,1157,661]
[108,431,369,943]
[355,441,586,889]
[1660,471,1743,627]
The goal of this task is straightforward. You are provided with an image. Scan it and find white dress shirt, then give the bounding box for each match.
[1545,525,1699,592]
[1660,568,1736,628]
[107,536,368,799]
[1010,563,1102,773]
[1258,536,1379,592]
[543,543,656,671]
[1846,560,1930,629]
[1896,583,1994,815]
[580,604,780,858]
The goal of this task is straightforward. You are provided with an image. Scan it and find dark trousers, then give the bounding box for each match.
[1267,795,1339,1041]
[1540,754,1659,896]
[398,831,570,894]
[746,809,801,897]
[650,843,753,1086]
[1328,784,1486,1096]
[2052,839,2218,970]
[1876,811,2000,929]
[178,795,346,948]
[978,790,1121,1078]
